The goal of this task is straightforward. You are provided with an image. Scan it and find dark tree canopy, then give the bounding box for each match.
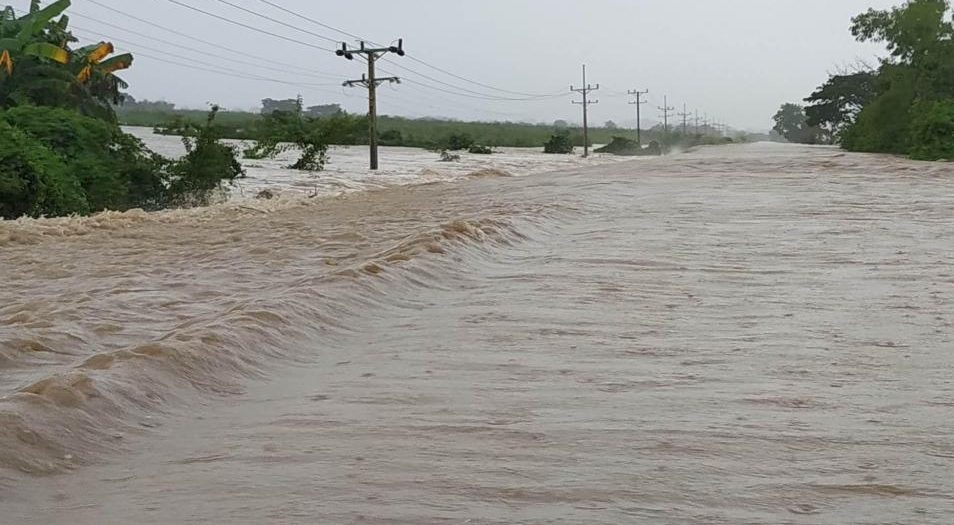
[791,0,954,159]
[772,103,824,144]
[804,72,878,141]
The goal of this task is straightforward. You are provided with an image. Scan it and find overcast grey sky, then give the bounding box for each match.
[41,0,900,130]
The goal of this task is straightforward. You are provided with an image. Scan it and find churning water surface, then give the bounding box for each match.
[1,143,954,524]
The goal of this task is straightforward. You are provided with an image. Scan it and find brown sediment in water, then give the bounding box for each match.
[2,143,954,524]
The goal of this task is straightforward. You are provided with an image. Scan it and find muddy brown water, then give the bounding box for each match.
[1,143,953,524]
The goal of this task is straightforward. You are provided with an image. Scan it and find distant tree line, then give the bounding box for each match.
[773,0,954,160]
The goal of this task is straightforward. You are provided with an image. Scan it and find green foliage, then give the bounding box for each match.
[805,71,878,142]
[467,144,493,154]
[0,1,132,122]
[544,130,574,154]
[241,96,329,171]
[2,105,163,211]
[438,150,460,162]
[594,136,641,155]
[851,0,951,65]
[166,106,244,206]
[772,103,824,144]
[841,66,918,153]
[0,104,244,218]
[125,108,641,150]
[441,132,474,151]
[0,1,246,220]
[378,128,403,146]
[0,119,87,219]
[810,0,954,158]
[908,98,954,160]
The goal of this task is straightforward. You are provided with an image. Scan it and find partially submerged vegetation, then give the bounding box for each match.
[0,0,242,219]
[134,105,642,151]
[128,101,744,155]
[774,0,954,160]
[594,133,734,156]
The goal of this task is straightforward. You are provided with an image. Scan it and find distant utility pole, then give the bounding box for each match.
[628,88,649,146]
[658,95,675,135]
[694,109,700,135]
[702,113,710,135]
[571,64,599,158]
[678,103,691,136]
[338,39,406,170]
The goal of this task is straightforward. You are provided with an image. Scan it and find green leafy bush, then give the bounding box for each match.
[0,120,88,219]
[438,150,460,162]
[908,99,954,160]
[0,105,244,218]
[543,130,574,154]
[594,136,641,155]
[166,106,244,206]
[241,97,329,171]
[442,133,474,151]
[467,144,493,154]
[2,105,164,211]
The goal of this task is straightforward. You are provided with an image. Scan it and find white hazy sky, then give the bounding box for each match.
[36,0,901,130]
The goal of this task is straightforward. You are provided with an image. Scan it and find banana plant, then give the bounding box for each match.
[71,41,133,110]
[0,0,70,76]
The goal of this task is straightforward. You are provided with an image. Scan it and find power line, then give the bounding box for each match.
[398,77,559,102]
[161,0,334,52]
[212,0,339,44]
[35,2,546,112]
[377,60,561,101]
[70,27,345,95]
[401,57,564,98]
[251,0,562,99]
[69,9,339,82]
[253,0,366,43]
[163,0,544,102]
[82,0,333,77]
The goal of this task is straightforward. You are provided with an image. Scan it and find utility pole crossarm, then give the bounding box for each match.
[657,95,675,135]
[338,39,406,171]
[628,89,648,146]
[570,65,599,158]
[677,103,691,136]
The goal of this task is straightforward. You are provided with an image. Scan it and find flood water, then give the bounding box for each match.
[2,143,954,524]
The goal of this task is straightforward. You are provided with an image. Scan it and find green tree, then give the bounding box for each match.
[0,0,132,121]
[69,41,133,121]
[837,0,954,157]
[772,103,823,144]
[544,130,574,154]
[909,99,954,160]
[804,71,878,142]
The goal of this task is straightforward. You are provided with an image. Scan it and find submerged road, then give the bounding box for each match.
[2,143,953,524]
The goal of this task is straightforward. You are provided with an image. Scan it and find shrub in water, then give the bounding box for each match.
[544,130,574,154]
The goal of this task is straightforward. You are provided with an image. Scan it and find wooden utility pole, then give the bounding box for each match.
[628,89,649,146]
[571,64,599,158]
[658,96,675,135]
[678,103,691,136]
[337,39,405,170]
